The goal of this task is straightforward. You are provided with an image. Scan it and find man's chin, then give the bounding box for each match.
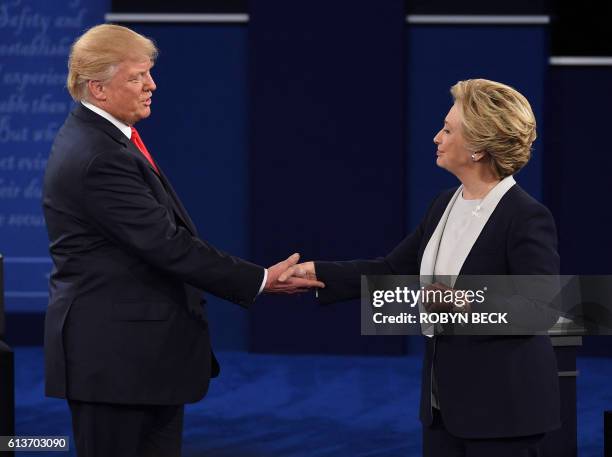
[133,109,152,123]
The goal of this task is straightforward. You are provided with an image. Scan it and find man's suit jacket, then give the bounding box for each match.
[43,104,264,405]
[316,185,561,439]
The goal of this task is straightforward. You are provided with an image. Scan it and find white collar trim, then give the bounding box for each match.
[81,100,132,140]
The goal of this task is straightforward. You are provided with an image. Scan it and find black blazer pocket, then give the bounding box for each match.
[112,301,172,321]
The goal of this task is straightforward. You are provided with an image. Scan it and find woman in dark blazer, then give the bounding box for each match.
[282,79,560,456]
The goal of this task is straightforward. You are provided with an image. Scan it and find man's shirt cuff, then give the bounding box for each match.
[258,268,268,295]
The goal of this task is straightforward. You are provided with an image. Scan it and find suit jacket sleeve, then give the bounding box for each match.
[81,149,264,306]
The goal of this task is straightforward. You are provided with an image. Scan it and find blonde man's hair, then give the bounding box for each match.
[67,24,158,101]
[450,79,536,178]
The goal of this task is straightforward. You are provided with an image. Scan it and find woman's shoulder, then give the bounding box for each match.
[426,183,555,225]
[502,185,553,218]
[497,185,557,240]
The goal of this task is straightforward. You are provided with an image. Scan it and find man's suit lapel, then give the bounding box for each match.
[156,168,198,236]
[72,104,198,236]
[125,139,161,176]
[73,104,158,176]
[122,140,198,236]
[124,142,198,236]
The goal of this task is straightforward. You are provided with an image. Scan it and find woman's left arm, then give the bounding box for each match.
[488,203,562,332]
[465,203,562,334]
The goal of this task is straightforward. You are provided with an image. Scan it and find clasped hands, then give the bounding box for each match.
[264,258,474,314]
[263,253,322,294]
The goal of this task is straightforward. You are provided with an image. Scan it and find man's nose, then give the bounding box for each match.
[145,73,156,92]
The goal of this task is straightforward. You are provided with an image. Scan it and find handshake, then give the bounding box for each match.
[263,253,323,294]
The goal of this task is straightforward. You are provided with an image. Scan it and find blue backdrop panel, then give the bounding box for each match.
[249,0,406,354]
[544,67,612,275]
[544,66,612,357]
[405,25,548,230]
[0,0,108,312]
[118,24,251,351]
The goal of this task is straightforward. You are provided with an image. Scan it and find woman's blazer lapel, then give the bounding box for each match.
[419,176,517,284]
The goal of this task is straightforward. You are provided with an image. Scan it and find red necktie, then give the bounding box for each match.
[130,126,159,174]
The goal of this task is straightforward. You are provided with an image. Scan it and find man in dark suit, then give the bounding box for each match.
[42,24,322,457]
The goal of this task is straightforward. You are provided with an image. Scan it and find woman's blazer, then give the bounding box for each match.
[316,184,561,438]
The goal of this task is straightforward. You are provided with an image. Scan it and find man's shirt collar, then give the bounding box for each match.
[81,100,132,140]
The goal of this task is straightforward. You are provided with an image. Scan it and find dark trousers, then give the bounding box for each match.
[423,409,544,457]
[68,400,184,457]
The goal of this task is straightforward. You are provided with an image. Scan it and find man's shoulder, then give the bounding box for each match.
[56,108,128,156]
[63,105,126,143]
[47,110,129,185]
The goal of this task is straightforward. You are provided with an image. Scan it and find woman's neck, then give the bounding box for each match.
[460,170,501,200]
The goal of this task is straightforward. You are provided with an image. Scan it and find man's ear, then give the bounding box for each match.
[87,80,106,102]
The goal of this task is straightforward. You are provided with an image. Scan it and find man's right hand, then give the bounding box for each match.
[264,254,324,294]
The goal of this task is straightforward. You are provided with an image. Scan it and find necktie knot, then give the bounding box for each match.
[130,126,159,174]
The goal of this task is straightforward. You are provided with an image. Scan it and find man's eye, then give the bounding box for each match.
[443,129,450,134]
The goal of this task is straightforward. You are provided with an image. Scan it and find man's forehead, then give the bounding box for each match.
[122,57,154,68]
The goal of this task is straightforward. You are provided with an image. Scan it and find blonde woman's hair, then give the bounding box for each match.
[67,24,158,101]
[450,79,536,178]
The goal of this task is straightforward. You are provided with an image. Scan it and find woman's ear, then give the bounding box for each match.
[471,151,487,162]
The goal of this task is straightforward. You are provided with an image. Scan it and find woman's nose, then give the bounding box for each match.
[433,130,442,145]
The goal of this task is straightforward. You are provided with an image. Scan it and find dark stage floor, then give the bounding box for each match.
[12,347,610,456]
